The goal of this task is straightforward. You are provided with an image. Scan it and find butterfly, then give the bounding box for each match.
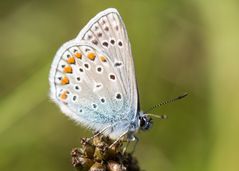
[49,8,177,143]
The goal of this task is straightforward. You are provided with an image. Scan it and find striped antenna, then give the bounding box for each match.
[145,93,188,113]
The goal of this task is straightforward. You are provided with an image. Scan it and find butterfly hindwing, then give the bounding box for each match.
[49,41,130,131]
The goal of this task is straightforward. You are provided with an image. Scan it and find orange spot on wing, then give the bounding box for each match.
[64,66,72,73]
[61,76,69,85]
[75,52,82,59]
[100,56,107,62]
[67,57,75,64]
[60,91,68,100]
[87,52,96,60]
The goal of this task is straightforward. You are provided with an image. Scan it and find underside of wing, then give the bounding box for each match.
[49,40,131,131]
[76,8,139,119]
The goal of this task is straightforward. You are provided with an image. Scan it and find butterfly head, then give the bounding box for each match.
[138,112,153,131]
[138,111,169,131]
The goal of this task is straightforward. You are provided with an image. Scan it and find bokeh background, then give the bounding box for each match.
[0,0,239,171]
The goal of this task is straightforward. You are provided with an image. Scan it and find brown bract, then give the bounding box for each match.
[71,134,140,171]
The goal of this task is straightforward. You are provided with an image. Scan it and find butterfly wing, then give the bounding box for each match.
[49,9,138,138]
[76,8,139,119]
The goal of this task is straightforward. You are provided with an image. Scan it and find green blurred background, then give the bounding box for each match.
[0,0,239,171]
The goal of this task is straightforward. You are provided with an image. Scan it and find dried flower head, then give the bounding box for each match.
[71,134,140,171]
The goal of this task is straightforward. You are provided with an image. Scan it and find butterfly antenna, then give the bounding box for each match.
[145,92,188,113]
[145,114,168,119]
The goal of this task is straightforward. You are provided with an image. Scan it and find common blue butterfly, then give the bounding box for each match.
[49,8,184,143]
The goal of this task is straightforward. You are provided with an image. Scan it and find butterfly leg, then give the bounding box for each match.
[122,141,130,154]
[123,136,139,154]
[131,136,139,154]
[109,131,128,149]
[88,125,113,141]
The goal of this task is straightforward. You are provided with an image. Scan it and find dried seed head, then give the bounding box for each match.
[81,138,95,158]
[92,134,112,146]
[71,149,94,170]
[107,161,126,171]
[89,162,106,171]
[71,134,140,171]
[93,144,109,161]
[71,148,81,157]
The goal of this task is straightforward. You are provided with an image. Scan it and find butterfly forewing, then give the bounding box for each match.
[77,8,138,118]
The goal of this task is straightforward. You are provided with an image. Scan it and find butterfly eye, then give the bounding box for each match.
[139,116,152,130]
